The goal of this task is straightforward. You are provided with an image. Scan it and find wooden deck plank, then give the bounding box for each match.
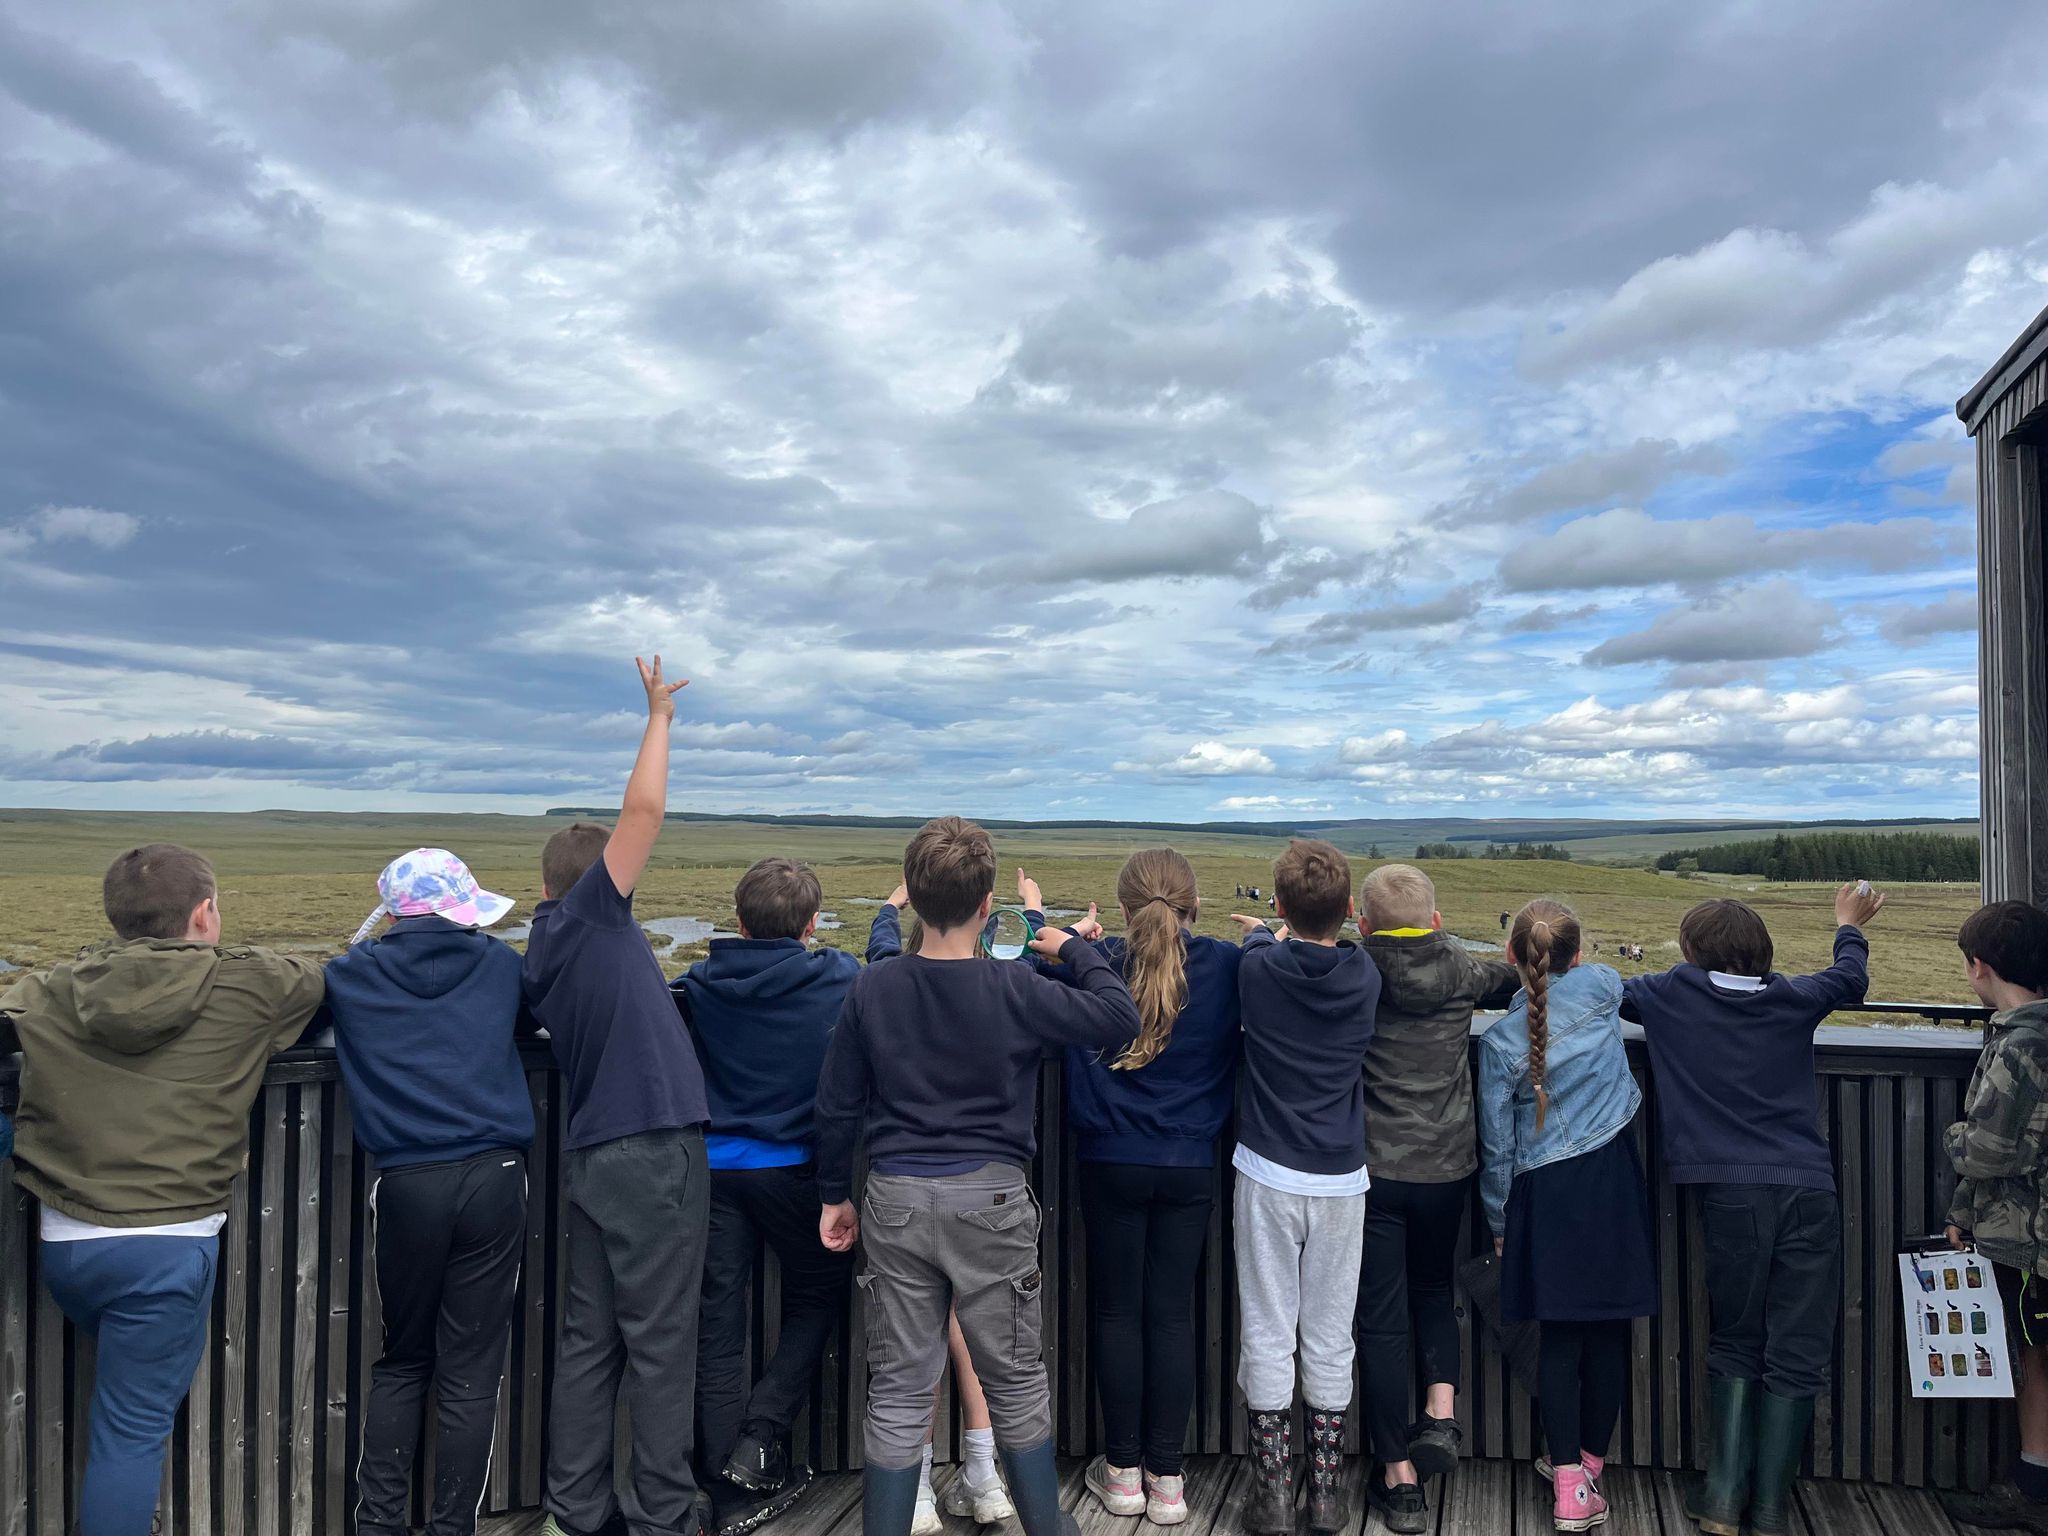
[1594,1464,1663,1535]
[1801,1476,1893,1536]
[1436,1453,1512,1535]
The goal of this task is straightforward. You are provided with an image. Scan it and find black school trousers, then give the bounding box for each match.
[1079,1161,1215,1475]
[356,1148,528,1536]
[1354,1175,1468,1462]
[695,1162,854,1475]
[1698,1182,1840,1399]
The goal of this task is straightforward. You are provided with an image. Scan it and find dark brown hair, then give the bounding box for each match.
[542,821,610,899]
[734,856,823,941]
[1273,838,1352,940]
[1680,899,1773,976]
[103,843,217,942]
[1959,901,2048,994]
[1506,899,1582,1131]
[1114,849,1198,1070]
[902,816,997,931]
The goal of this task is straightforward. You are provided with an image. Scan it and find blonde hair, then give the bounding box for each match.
[1360,864,1435,931]
[1113,849,1198,1070]
[1505,899,1582,1132]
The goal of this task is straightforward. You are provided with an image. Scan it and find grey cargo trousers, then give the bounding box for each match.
[858,1164,1052,1468]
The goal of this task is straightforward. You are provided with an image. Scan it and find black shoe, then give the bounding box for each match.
[712,1466,814,1536]
[1939,1483,2048,1534]
[1407,1415,1462,1482]
[1365,1472,1429,1536]
[722,1420,790,1494]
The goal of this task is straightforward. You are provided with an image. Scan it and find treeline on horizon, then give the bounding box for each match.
[1410,841,1574,861]
[1654,831,1980,882]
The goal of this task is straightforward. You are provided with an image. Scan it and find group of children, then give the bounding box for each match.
[1,651,2043,1536]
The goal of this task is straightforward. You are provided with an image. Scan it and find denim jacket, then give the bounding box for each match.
[1476,962,1641,1237]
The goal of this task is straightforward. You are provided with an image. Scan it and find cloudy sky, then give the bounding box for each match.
[0,2,2039,821]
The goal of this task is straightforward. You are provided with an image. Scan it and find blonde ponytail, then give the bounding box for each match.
[1112,849,1198,1070]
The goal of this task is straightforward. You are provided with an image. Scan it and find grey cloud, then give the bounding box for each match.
[951,490,1270,588]
[1500,507,1964,593]
[1260,585,1484,655]
[1245,548,1369,611]
[1584,583,1838,666]
[1444,439,1732,526]
[1879,590,1977,645]
[1506,603,1601,634]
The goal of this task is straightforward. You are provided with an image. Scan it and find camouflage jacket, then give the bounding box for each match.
[1948,1000,2048,1277]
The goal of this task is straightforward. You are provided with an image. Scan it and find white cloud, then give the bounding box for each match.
[1119,741,1277,777]
[34,505,139,548]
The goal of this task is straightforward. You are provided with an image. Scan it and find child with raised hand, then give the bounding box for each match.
[1478,900,1653,1535]
[1019,854,1241,1526]
[323,848,534,1536]
[1355,864,1519,1535]
[524,655,715,1536]
[674,856,858,1534]
[1228,838,1379,1536]
[814,816,1139,1536]
[1940,901,2048,1536]
[1622,882,1880,1536]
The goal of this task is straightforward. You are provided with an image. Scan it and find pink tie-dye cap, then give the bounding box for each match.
[370,847,516,931]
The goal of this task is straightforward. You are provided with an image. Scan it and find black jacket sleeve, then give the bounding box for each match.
[813,990,872,1205]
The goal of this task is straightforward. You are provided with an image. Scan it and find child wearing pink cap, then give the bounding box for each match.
[323,845,535,1536]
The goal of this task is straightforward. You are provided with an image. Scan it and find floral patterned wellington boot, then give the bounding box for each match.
[1306,1407,1350,1535]
[1243,1409,1295,1536]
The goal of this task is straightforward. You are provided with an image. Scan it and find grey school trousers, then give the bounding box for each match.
[1234,1176,1367,1412]
[858,1164,1052,1468]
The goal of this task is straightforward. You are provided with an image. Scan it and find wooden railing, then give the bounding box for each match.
[0,1020,2002,1534]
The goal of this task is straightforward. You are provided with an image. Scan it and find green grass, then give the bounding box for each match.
[0,810,1985,1011]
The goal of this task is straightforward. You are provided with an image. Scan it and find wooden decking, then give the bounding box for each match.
[476,1455,1975,1535]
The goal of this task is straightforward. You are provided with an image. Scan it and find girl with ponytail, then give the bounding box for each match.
[1018,852,1241,1526]
[1477,899,1656,1534]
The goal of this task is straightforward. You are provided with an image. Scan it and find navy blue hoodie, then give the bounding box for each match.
[1040,929,1242,1167]
[1622,925,1868,1189]
[673,938,860,1152]
[1235,928,1380,1175]
[322,916,535,1169]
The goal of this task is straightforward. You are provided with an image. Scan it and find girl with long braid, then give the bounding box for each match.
[1477,900,1656,1533]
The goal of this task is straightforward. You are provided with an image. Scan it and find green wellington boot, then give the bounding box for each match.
[1684,1377,1760,1536]
[1747,1391,1815,1536]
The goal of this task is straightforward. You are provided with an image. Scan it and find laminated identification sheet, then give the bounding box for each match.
[1901,1246,2014,1399]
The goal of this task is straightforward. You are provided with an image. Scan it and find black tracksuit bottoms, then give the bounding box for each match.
[1354,1175,1469,1462]
[695,1162,855,1476]
[355,1148,528,1536]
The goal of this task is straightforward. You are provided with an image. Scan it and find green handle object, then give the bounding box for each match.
[983,905,1042,960]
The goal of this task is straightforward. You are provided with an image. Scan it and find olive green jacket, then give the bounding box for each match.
[0,938,324,1226]
[1948,1000,2048,1278]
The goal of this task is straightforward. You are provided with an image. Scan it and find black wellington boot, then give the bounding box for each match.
[998,1436,1082,1536]
[1244,1408,1296,1536]
[1305,1407,1350,1535]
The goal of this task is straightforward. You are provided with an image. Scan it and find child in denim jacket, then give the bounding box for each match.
[1478,900,1654,1535]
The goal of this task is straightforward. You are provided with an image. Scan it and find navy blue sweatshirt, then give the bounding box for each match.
[1235,928,1380,1175]
[673,938,860,1149]
[1040,930,1242,1167]
[1621,925,1868,1189]
[812,938,1141,1204]
[322,916,535,1168]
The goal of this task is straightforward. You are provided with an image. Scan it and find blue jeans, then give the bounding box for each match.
[40,1233,219,1536]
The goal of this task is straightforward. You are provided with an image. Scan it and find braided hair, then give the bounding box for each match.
[1113,848,1198,1070]
[1506,899,1582,1131]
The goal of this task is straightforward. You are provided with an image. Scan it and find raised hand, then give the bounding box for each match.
[636,653,689,722]
[1071,902,1104,941]
[1017,868,1044,910]
[1834,880,1886,929]
[886,883,910,910]
[1227,913,1269,932]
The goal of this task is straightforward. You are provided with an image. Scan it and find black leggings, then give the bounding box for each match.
[1354,1175,1468,1461]
[1080,1161,1215,1475]
[1537,1320,1628,1467]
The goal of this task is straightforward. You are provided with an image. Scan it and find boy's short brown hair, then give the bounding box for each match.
[903,816,997,931]
[735,857,823,941]
[1680,899,1774,976]
[103,843,217,941]
[542,821,611,899]
[1274,838,1353,941]
[1959,901,2048,994]
[1360,863,1435,931]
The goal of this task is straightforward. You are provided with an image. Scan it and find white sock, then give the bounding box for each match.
[964,1427,999,1488]
[919,1442,935,1494]
[2026,1453,2048,1469]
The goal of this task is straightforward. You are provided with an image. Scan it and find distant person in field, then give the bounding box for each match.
[673,856,857,1536]
[1017,853,1242,1526]
[1353,865,1518,1535]
[813,816,1139,1536]
[1940,901,2048,1536]
[1621,883,1883,1536]
[322,848,534,1536]
[0,844,325,1536]
[524,655,715,1536]
[1479,899,1653,1536]
[1229,839,1379,1536]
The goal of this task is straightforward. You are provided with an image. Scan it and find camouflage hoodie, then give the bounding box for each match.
[1947,999,2048,1277]
[1358,929,1518,1183]
[0,938,324,1225]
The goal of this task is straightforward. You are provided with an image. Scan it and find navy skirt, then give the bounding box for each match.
[1501,1130,1658,1324]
